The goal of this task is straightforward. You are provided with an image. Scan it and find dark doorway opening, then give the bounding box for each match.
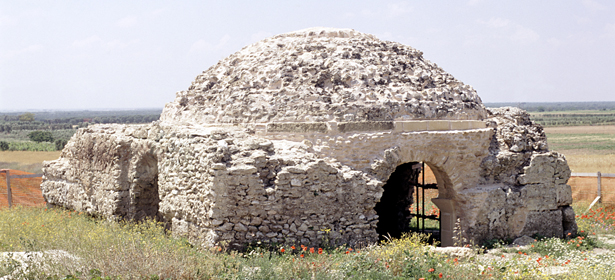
[129,152,161,222]
[375,162,440,243]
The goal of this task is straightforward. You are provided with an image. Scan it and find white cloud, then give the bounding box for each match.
[510,26,540,44]
[467,0,485,6]
[106,39,135,50]
[477,17,510,28]
[72,36,137,50]
[546,37,562,47]
[72,36,103,48]
[1,44,44,59]
[476,17,539,45]
[379,31,393,40]
[342,12,355,19]
[581,0,606,11]
[360,9,374,17]
[574,15,591,24]
[386,2,412,18]
[151,9,165,16]
[0,14,15,27]
[116,16,137,28]
[250,31,273,43]
[602,23,615,39]
[189,35,231,53]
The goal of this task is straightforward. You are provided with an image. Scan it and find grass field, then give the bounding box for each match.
[530,111,615,127]
[544,125,615,173]
[0,151,62,174]
[1,204,614,279]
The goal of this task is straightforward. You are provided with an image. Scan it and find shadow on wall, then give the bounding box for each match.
[128,151,161,222]
[375,162,433,240]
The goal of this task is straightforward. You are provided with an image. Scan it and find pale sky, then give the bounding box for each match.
[1,0,614,111]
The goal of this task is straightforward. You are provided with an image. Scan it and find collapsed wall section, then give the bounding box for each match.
[42,124,160,221]
[467,107,576,243]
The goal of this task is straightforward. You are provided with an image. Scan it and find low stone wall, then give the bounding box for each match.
[42,124,160,221]
[157,125,382,248]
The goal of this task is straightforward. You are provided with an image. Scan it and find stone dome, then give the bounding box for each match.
[161,27,488,124]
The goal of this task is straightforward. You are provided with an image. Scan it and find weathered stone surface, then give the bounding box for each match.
[42,27,575,248]
[520,210,564,238]
[42,124,160,221]
[161,27,487,125]
[557,184,573,206]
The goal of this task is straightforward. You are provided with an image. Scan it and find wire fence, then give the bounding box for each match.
[570,172,615,204]
[0,169,45,208]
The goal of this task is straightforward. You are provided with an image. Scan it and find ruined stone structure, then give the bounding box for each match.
[42,28,576,248]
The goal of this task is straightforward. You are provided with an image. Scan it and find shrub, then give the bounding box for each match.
[0,141,8,151]
[28,131,54,143]
[18,112,35,122]
[55,139,68,151]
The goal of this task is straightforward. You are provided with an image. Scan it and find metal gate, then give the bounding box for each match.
[409,162,441,242]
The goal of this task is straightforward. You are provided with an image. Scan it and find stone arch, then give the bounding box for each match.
[374,159,457,246]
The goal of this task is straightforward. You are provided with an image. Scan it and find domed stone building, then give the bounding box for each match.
[42,28,576,248]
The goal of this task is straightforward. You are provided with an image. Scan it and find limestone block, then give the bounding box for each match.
[521,184,557,211]
[337,121,394,132]
[427,120,450,131]
[561,206,578,236]
[507,207,529,237]
[403,121,428,131]
[556,184,573,206]
[520,210,563,238]
[519,154,556,185]
[450,121,471,130]
[470,121,487,129]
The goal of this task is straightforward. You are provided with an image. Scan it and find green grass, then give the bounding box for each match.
[0,129,75,152]
[546,133,615,151]
[529,111,615,127]
[0,129,75,142]
[1,141,57,152]
[1,203,615,279]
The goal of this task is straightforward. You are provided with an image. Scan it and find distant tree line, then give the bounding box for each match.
[485,101,615,112]
[0,111,161,151]
[0,114,160,133]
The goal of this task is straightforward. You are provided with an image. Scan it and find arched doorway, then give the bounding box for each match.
[128,151,161,221]
[374,162,442,244]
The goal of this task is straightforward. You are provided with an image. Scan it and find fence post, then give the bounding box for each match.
[597,171,602,204]
[4,170,11,209]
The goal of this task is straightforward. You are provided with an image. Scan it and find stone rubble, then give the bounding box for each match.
[42,27,576,248]
[162,27,487,125]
